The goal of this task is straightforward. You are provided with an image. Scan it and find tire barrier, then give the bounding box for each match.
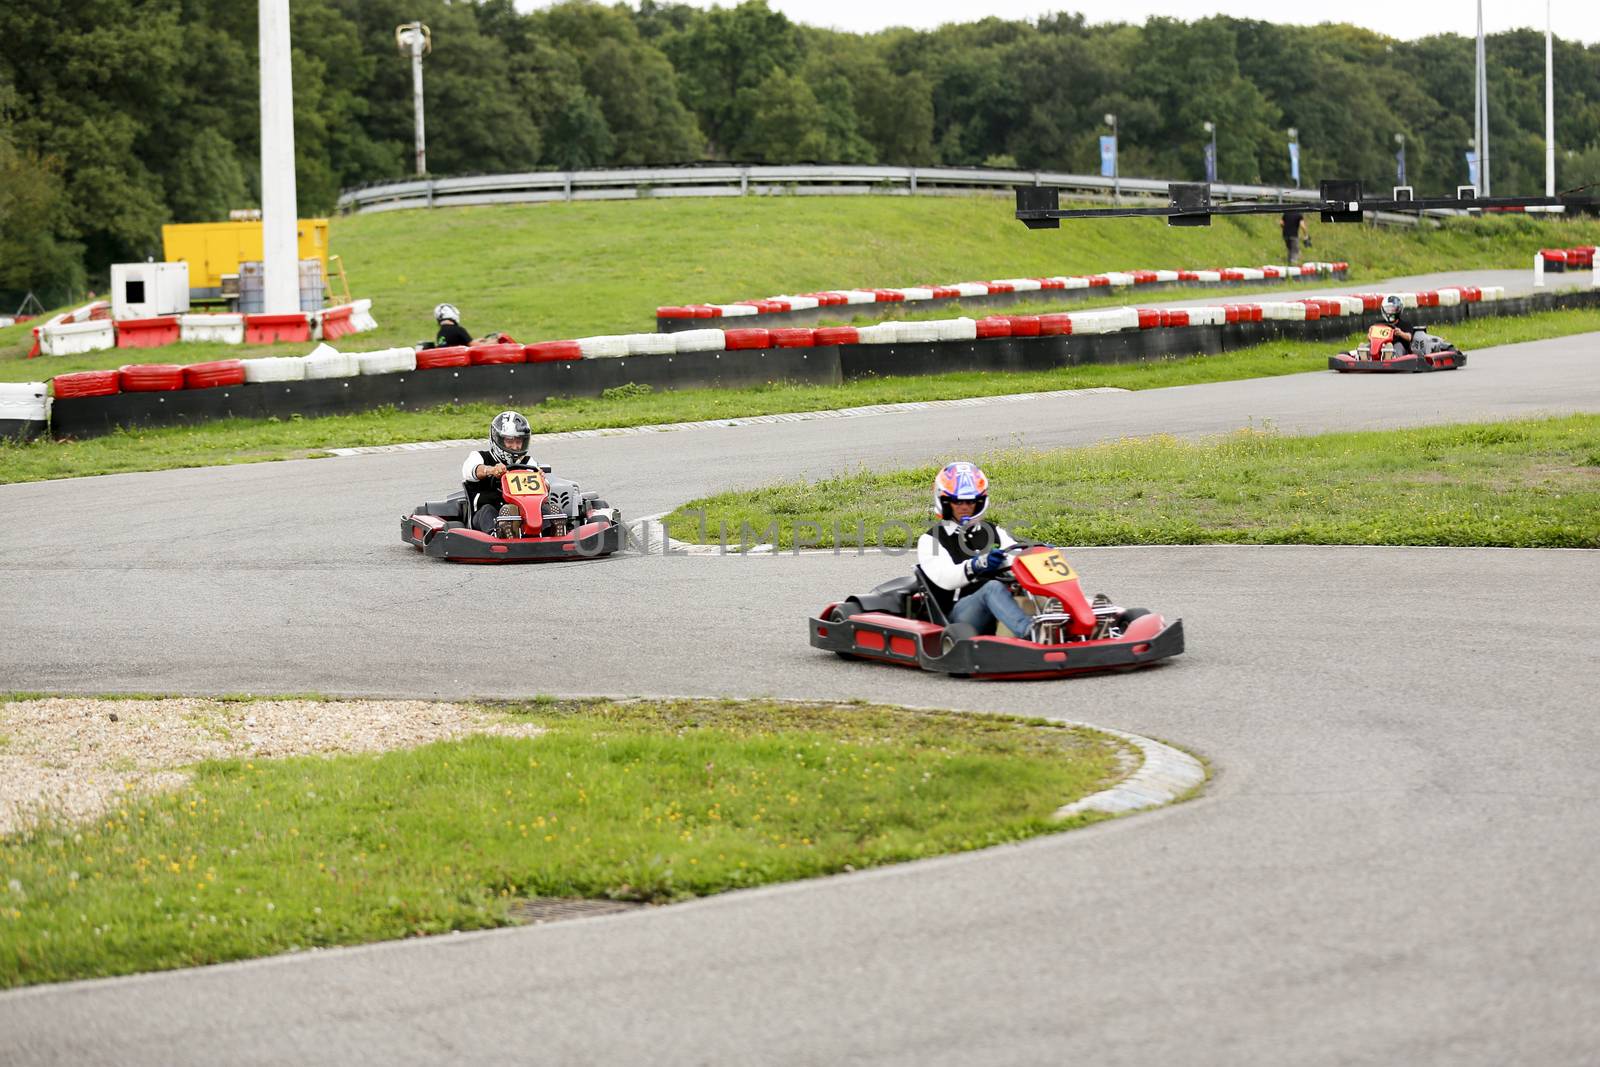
[182,360,247,389]
[468,342,525,365]
[51,370,122,400]
[0,381,49,441]
[356,348,417,376]
[118,364,185,392]
[242,356,307,383]
[656,261,1350,332]
[1540,246,1597,272]
[415,345,471,369]
[303,345,359,380]
[40,284,1599,440]
[524,341,582,362]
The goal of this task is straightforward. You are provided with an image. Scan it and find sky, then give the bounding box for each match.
[518,1,1597,44]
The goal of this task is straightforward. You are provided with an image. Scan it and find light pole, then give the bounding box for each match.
[1203,121,1217,185]
[1287,126,1300,189]
[259,0,299,315]
[1475,0,1490,194]
[1546,0,1555,196]
[1395,132,1407,187]
[396,22,432,177]
[1104,112,1119,202]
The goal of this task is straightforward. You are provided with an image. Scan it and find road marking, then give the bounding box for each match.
[324,387,1127,457]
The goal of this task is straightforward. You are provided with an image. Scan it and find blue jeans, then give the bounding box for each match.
[950,580,1033,638]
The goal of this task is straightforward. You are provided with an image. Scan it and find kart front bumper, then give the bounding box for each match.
[809,609,1185,678]
[403,514,623,562]
[1329,350,1465,373]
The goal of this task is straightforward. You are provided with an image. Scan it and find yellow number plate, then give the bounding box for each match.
[503,470,546,496]
[1015,549,1075,584]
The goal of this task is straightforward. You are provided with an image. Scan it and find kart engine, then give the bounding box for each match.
[1018,589,1125,643]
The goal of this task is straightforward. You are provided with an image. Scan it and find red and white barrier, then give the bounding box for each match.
[45,272,1518,406]
[41,319,115,356]
[180,313,245,344]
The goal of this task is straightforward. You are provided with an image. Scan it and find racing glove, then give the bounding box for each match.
[970,547,1008,577]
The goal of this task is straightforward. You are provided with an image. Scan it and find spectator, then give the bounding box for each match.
[1281,211,1309,266]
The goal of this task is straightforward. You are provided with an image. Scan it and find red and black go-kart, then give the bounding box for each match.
[809,534,1183,679]
[1330,323,1466,373]
[402,465,623,563]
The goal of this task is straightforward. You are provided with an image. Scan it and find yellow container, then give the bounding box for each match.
[161,219,330,292]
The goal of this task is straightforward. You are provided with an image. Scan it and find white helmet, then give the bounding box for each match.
[1381,295,1403,323]
[434,302,461,324]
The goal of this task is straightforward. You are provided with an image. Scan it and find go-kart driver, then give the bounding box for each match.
[433,303,472,348]
[462,410,544,533]
[1376,294,1443,356]
[916,462,1035,640]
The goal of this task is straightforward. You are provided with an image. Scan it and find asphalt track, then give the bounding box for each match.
[2,331,1599,1065]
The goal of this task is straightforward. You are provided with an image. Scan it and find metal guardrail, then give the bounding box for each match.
[338,163,1377,214]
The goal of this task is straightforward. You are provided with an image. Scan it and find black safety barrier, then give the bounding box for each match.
[655,269,1350,332]
[46,287,1599,440]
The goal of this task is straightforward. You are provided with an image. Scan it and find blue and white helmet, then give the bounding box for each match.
[933,461,989,523]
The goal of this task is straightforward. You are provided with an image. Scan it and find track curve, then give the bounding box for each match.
[2,333,1598,1065]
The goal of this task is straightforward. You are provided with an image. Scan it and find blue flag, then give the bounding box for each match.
[1099,135,1117,178]
[1288,142,1300,184]
[1396,146,1406,186]
[1465,151,1479,189]
[1203,141,1217,184]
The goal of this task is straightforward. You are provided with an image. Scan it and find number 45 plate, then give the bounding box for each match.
[1015,549,1076,584]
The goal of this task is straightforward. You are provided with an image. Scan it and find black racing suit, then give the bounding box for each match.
[436,320,472,348]
[1375,314,1418,355]
[462,452,560,534]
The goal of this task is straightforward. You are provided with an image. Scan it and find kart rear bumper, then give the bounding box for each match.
[402,514,622,562]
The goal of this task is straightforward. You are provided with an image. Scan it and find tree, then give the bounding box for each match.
[730,71,828,163]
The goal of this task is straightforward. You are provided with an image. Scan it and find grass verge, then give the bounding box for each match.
[3,308,1597,486]
[664,415,1600,550]
[0,696,1130,988]
[4,194,1599,375]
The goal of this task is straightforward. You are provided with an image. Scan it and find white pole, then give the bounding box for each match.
[258,0,300,316]
[410,24,427,176]
[1545,0,1555,196]
[1472,0,1484,195]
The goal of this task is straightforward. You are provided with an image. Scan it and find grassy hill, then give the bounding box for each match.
[3,195,1598,379]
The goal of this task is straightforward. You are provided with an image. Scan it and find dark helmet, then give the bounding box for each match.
[489,410,531,465]
[1381,295,1403,323]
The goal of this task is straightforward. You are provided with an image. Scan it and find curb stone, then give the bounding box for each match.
[1054,725,1206,819]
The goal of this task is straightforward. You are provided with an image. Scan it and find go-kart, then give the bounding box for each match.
[1330,323,1466,373]
[809,530,1183,679]
[402,464,623,563]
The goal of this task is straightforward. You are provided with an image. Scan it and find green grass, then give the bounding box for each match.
[4,194,1598,378]
[664,415,1600,550]
[3,306,1596,486]
[0,697,1129,987]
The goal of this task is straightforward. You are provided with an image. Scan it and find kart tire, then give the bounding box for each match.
[1113,608,1150,636]
[941,622,979,656]
[828,599,864,624]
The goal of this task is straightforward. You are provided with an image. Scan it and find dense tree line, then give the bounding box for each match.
[4,0,1600,301]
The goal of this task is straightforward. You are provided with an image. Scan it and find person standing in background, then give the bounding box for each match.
[1281,211,1309,266]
